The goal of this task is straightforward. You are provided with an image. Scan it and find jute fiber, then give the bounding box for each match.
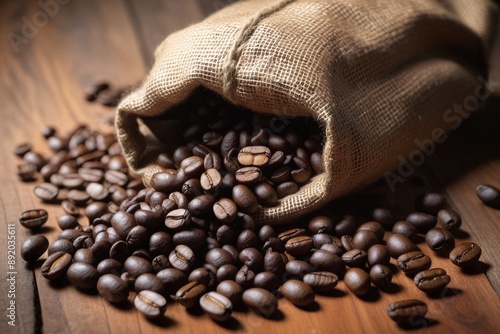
[116,0,498,224]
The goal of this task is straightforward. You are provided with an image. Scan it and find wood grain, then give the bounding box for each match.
[1,1,500,333]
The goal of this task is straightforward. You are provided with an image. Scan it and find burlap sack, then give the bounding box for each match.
[116,0,498,224]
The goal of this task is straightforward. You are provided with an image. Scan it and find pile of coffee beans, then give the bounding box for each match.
[84,82,130,107]
[14,90,487,328]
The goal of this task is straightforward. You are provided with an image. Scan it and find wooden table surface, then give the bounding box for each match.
[1,1,500,333]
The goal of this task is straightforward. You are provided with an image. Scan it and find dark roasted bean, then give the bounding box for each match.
[19,209,48,229]
[425,228,455,254]
[437,209,462,230]
[97,274,129,303]
[242,288,277,317]
[414,268,450,293]
[449,242,482,268]
[21,235,49,262]
[344,268,371,296]
[281,279,315,307]
[387,299,428,324]
[134,290,167,319]
[369,264,393,289]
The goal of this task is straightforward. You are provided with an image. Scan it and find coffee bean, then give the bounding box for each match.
[19,209,48,229]
[276,181,299,198]
[367,244,390,267]
[48,239,76,256]
[280,279,315,307]
[320,243,343,256]
[238,146,271,167]
[386,234,419,258]
[200,291,233,322]
[169,245,195,272]
[180,156,205,178]
[97,259,123,276]
[278,228,307,243]
[157,153,175,169]
[200,168,222,193]
[165,208,191,230]
[235,167,263,184]
[175,281,208,308]
[242,288,277,317]
[156,268,188,294]
[61,200,80,217]
[392,221,418,242]
[235,265,255,288]
[302,271,338,292]
[264,250,288,277]
[67,189,90,206]
[308,216,333,234]
[97,274,129,303]
[344,268,371,296]
[134,290,167,319]
[397,251,432,276]
[271,166,291,184]
[86,202,109,224]
[437,209,462,230]
[86,182,109,201]
[134,273,166,296]
[182,178,203,199]
[290,157,311,185]
[14,142,32,157]
[213,198,238,224]
[21,235,49,262]
[73,248,96,265]
[449,242,482,268]
[34,183,59,201]
[41,251,73,280]
[357,221,385,240]
[341,235,355,251]
[84,82,109,101]
[425,228,455,254]
[151,170,183,193]
[67,262,99,290]
[124,256,153,278]
[285,236,313,258]
[73,235,94,249]
[216,280,244,306]
[109,240,129,263]
[310,250,346,275]
[406,212,437,233]
[414,268,450,293]
[352,230,379,251]
[387,299,427,324]
[334,215,359,236]
[310,152,324,174]
[173,228,207,250]
[369,264,393,289]
[16,163,37,181]
[371,208,394,229]
[24,151,46,170]
[476,184,500,207]
[232,184,260,215]
[342,249,367,268]
[415,192,446,215]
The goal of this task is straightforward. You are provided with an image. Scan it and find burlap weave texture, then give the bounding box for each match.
[116,0,498,224]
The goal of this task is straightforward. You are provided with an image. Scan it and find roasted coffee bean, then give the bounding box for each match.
[242,288,278,317]
[84,82,109,101]
[57,229,88,242]
[276,181,299,198]
[124,256,153,278]
[250,129,269,146]
[67,262,99,290]
[258,225,276,242]
[21,235,49,262]
[200,168,222,192]
[425,228,455,254]
[33,183,59,201]
[180,156,205,178]
[97,274,129,303]
[151,255,171,273]
[406,212,437,233]
[16,162,37,181]
[357,221,385,240]
[134,290,167,319]
[449,242,482,268]
[48,239,76,256]
[213,198,238,224]
[111,211,136,239]
[344,268,371,296]
[352,230,380,251]
[148,231,173,257]
[303,271,338,292]
[202,131,223,148]
[269,134,292,153]
[238,248,263,271]
[61,200,80,217]
[157,153,175,169]
[73,248,96,265]
[224,148,240,174]
[165,208,191,230]
[97,259,123,276]
[286,260,314,279]
[200,292,233,322]
[290,157,311,185]
[342,249,367,268]
[133,209,162,229]
[169,245,195,272]
[175,281,208,308]
[392,221,418,242]
[310,249,345,275]
[235,166,263,184]
[369,264,392,289]
[220,130,238,157]
[182,178,203,199]
[236,229,260,250]
[367,244,390,267]
[19,209,48,229]
[386,234,419,258]
[86,182,109,201]
[67,189,90,206]
[397,251,431,276]
[252,271,279,292]
[334,215,359,236]
[24,151,46,170]
[14,142,32,157]
[253,182,278,207]
[264,251,288,277]
[308,216,333,234]
[341,235,355,251]
[41,251,72,280]
[278,228,307,243]
[415,193,446,215]
[437,209,462,230]
[414,268,450,293]
[285,236,313,258]
[86,202,109,224]
[73,235,94,249]
[109,240,129,263]
[188,268,212,286]
[238,146,271,167]
[134,273,166,296]
[310,233,332,249]
[387,299,428,324]
[121,272,136,289]
[320,243,343,256]
[156,268,188,294]
[216,264,239,282]
[151,170,184,194]
[476,184,500,207]
[371,208,394,229]
[126,225,149,247]
[310,152,324,174]
[281,279,315,307]
[216,280,244,306]
[271,166,291,184]
[169,192,189,209]
[205,247,236,268]
[235,265,255,288]
[41,125,56,138]
[173,228,206,250]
